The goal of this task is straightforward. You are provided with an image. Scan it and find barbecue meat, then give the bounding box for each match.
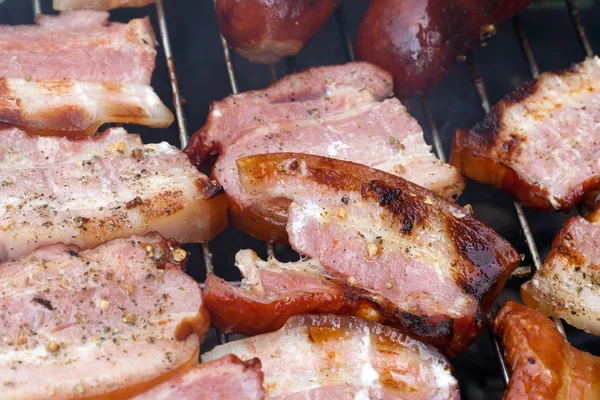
[493,301,600,399]
[54,0,155,10]
[0,77,174,136]
[204,314,460,399]
[0,234,209,399]
[215,0,340,64]
[0,127,226,261]
[356,0,532,96]
[0,11,156,85]
[452,57,600,212]
[133,355,265,400]
[205,153,519,355]
[185,63,464,242]
[521,205,600,336]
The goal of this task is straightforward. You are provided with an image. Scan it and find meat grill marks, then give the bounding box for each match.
[0,11,156,85]
[521,205,600,336]
[0,127,226,261]
[451,57,600,212]
[185,62,464,242]
[493,301,600,399]
[206,153,519,355]
[0,234,209,399]
[0,77,174,137]
[133,355,265,400]
[203,314,460,399]
[53,0,156,10]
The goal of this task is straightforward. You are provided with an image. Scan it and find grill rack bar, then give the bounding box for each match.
[156,0,227,343]
[155,0,188,148]
[565,0,594,58]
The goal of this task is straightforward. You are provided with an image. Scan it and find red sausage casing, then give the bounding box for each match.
[216,0,340,64]
[356,0,532,96]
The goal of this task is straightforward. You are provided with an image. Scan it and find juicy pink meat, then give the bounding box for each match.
[0,127,226,261]
[0,234,209,399]
[0,11,156,85]
[53,0,156,10]
[186,62,464,202]
[203,314,460,399]
[133,355,265,400]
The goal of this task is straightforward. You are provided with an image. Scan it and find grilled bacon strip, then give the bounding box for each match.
[0,11,156,85]
[0,234,209,399]
[451,57,600,212]
[203,315,460,399]
[0,78,173,137]
[493,301,600,399]
[0,127,226,261]
[185,63,464,242]
[133,355,265,400]
[205,153,519,355]
[521,206,600,336]
[53,0,155,10]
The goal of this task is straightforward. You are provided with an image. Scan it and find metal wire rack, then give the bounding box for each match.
[25,0,597,396]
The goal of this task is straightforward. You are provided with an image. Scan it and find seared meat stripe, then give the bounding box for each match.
[205,153,519,355]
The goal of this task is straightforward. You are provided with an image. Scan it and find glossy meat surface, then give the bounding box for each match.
[215,0,339,63]
[0,234,209,399]
[452,57,600,211]
[0,77,173,136]
[53,0,155,10]
[521,207,600,336]
[134,355,265,400]
[204,314,460,399]
[493,301,600,400]
[0,11,156,84]
[0,127,226,261]
[185,63,464,242]
[208,153,519,354]
[356,0,531,96]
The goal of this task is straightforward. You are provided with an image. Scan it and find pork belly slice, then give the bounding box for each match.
[54,0,155,10]
[451,57,600,212]
[0,77,173,137]
[493,301,600,399]
[0,233,209,400]
[0,127,226,261]
[521,207,600,336]
[212,153,519,354]
[204,315,459,399]
[0,10,156,85]
[133,355,265,400]
[185,62,464,242]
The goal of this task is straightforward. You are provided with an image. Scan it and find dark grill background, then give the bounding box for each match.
[1,1,599,398]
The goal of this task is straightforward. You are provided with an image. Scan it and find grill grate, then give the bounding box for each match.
[23,0,597,396]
